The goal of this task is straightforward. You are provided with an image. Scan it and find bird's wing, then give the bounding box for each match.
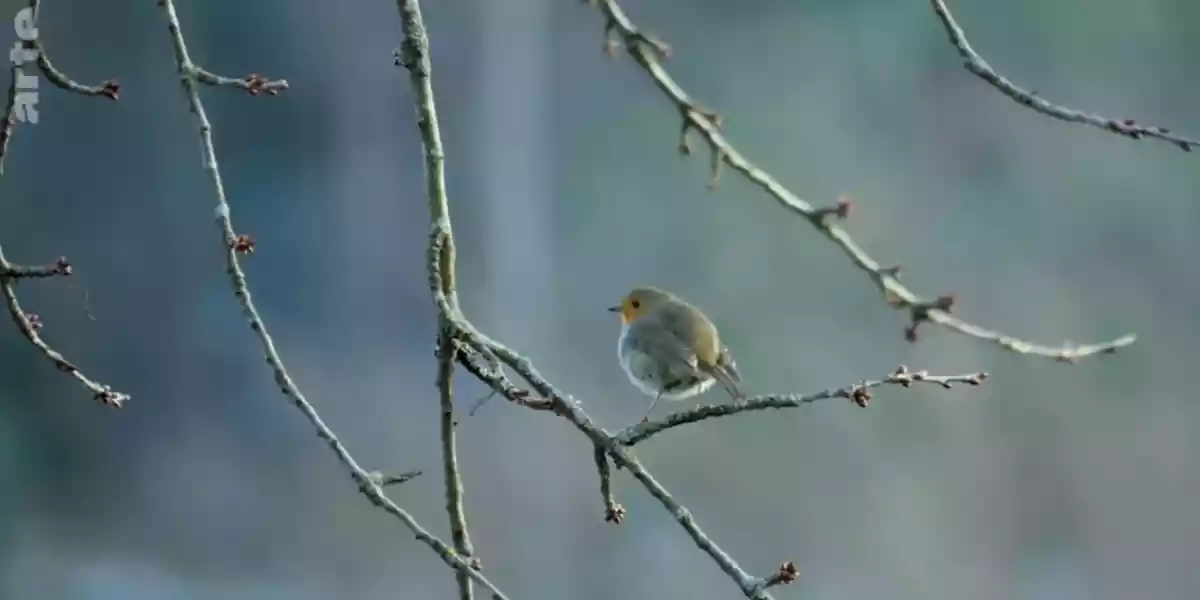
[655,304,720,365]
[650,311,745,401]
[629,321,700,376]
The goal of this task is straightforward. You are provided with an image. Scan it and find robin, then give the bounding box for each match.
[608,286,746,421]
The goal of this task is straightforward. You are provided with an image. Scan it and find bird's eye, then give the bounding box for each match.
[630,300,641,309]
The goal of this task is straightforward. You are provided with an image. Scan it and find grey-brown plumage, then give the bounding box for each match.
[610,286,745,421]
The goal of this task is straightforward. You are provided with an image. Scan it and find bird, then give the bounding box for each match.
[608,286,746,422]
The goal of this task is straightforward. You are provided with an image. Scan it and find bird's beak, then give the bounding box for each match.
[606,306,621,313]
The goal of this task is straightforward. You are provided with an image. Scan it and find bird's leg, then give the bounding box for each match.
[640,392,664,423]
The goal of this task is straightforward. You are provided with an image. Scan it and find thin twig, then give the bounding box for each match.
[27,0,121,99]
[614,366,987,446]
[592,446,625,523]
[582,0,1136,361]
[0,2,120,172]
[155,2,506,598]
[369,470,424,487]
[0,250,127,406]
[452,341,555,413]
[438,333,477,600]
[0,66,20,174]
[194,67,288,96]
[930,0,1198,152]
[1,254,70,279]
[34,53,119,98]
[424,101,477,595]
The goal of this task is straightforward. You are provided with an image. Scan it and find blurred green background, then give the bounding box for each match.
[2,0,1199,598]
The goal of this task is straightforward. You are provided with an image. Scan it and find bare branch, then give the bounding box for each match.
[432,187,476,599]
[454,344,555,412]
[155,2,506,597]
[390,5,510,596]
[0,2,119,174]
[592,445,625,524]
[0,250,127,406]
[437,334,476,600]
[34,56,119,99]
[368,470,424,487]
[930,0,1198,152]
[581,0,1136,361]
[27,0,121,99]
[614,366,988,446]
[0,66,20,174]
[193,68,288,96]
[150,1,287,98]
[1,254,70,279]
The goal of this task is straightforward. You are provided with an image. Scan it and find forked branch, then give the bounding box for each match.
[0,251,127,406]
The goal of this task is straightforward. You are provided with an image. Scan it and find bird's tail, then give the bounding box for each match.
[717,345,741,382]
[705,355,744,403]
